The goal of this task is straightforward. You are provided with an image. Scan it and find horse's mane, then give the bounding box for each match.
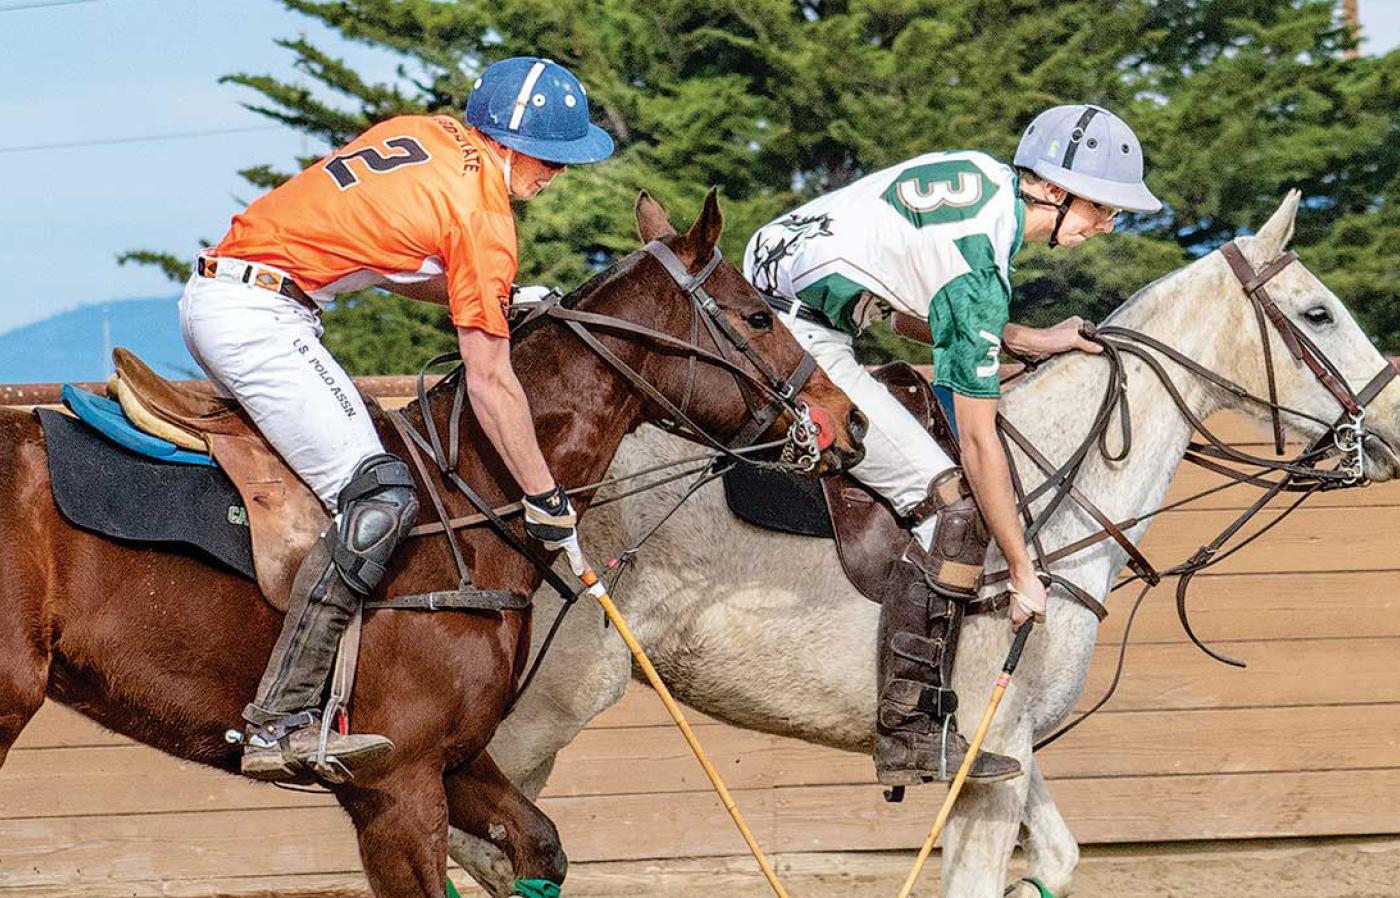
[416,247,649,407]
[1005,259,1188,395]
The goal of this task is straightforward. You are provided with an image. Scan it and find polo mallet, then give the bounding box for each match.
[571,552,793,898]
[895,620,1036,898]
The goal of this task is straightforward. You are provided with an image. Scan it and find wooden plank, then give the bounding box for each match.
[12,566,1398,755]
[10,702,1396,820]
[1133,505,1400,575]
[555,633,1400,732]
[1076,637,1400,712]
[4,768,1398,879]
[539,704,1400,799]
[0,746,332,819]
[1161,461,1400,510]
[1093,570,1400,644]
[11,705,129,752]
[0,807,361,887]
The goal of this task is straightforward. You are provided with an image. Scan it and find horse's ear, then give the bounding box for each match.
[1251,189,1303,260]
[680,187,725,266]
[636,191,677,243]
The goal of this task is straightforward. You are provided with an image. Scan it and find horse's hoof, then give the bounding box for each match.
[1004,877,1056,898]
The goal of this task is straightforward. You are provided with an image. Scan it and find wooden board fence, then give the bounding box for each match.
[2,408,1398,895]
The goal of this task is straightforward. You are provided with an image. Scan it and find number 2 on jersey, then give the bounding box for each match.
[324,137,432,190]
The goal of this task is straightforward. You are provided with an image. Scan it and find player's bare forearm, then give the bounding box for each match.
[891,311,934,344]
[1002,317,1101,358]
[952,393,1034,578]
[380,276,450,306]
[458,326,555,495]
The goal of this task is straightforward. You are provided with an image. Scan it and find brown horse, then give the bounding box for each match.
[0,191,863,897]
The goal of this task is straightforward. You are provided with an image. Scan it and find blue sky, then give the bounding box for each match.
[0,0,1397,337]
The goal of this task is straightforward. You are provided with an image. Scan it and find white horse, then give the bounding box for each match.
[450,193,1400,896]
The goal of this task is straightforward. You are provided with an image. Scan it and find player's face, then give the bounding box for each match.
[509,153,568,200]
[1054,196,1119,247]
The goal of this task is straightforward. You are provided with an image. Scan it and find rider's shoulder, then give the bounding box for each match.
[888,149,1012,179]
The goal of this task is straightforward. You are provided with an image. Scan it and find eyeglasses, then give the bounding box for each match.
[1085,199,1122,222]
[539,158,568,172]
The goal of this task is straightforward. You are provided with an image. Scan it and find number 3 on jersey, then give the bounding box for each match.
[976,329,1001,378]
[324,136,431,190]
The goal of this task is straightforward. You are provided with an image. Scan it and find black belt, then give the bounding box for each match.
[761,291,834,327]
[196,256,320,314]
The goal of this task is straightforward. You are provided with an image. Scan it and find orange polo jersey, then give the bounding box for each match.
[214,115,517,337]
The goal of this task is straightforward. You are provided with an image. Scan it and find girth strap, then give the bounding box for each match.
[367,589,528,613]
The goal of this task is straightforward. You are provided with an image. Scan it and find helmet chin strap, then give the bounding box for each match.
[503,148,516,197]
[1019,188,1075,250]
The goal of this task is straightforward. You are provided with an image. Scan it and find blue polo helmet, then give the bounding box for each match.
[465,57,615,165]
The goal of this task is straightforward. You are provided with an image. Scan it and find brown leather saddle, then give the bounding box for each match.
[724,361,977,604]
[823,363,968,602]
[108,348,328,612]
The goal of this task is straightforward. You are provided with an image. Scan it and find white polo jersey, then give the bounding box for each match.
[744,150,1025,397]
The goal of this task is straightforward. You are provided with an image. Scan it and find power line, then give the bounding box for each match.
[0,0,119,12]
[0,125,283,155]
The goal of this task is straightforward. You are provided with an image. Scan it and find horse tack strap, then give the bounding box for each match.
[366,590,527,612]
[997,417,1160,585]
[387,409,473,589]
[1221,243,1364,418]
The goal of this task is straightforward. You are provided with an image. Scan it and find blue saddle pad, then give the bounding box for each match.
[61,384,217,467]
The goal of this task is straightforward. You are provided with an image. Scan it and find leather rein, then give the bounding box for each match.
[385,239,825,706]
[973,241,1396,747]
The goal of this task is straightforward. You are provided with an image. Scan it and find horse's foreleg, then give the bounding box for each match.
[447,749,557,895]
[339,759,451,898]
[446,752,567,898]
[0,541,51,770]
[1019,756,1078,897]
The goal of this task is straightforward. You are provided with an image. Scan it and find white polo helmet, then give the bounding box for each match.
[1014,104,1161,213]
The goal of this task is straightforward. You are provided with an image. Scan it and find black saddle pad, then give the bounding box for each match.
[38,408,255,579]
[722,462,833,538]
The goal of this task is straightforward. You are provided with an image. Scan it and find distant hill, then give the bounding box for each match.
[0,297,198,384]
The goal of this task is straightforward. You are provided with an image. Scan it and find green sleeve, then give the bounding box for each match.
[927,267,1010,399]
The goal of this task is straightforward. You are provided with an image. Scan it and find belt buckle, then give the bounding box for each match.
[251,268,283,293]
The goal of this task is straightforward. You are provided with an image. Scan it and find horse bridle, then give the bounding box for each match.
[1218,241,1395,480]
[990,237,1398,606]
[385,238,831,709]
[980,239,1398,749]
[516,240,824,470]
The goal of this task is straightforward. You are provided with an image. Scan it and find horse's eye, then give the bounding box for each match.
[745,311,774,331]
[1303,306,1334,327]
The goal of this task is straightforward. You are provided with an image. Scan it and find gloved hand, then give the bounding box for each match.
[523,485,584,574]
[1008,568,1048,630]
[510,284,559,307]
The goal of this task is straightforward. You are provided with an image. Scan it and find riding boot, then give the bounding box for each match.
[874,538,1021,785]
[240,453,417,785]
[240,539,394,784]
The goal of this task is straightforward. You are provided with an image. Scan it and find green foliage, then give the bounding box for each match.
[117,249,197,283]
[131,0,1400,371]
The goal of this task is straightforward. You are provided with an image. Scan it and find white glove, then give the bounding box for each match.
[523,485,585,575]
[510,284,559,307]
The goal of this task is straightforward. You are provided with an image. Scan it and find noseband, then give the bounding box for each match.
[1219,241,1396,481]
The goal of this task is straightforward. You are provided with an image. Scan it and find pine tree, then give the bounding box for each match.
[132,0,1400,370]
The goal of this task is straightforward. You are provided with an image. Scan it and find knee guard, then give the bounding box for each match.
[325,453,419,596]
[906,468,990,599]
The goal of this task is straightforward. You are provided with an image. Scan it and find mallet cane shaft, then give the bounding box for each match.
[895,620,1036,898]
[578,567,793,898]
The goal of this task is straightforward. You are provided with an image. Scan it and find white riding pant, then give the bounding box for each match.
[179,271,383,509]
[786,317,955,548]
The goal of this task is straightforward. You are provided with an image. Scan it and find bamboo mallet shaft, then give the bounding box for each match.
[580,568,793,898]
[895,621,1036,898]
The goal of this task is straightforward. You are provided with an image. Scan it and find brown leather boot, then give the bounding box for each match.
[241,714,393,785]
[874,542,1021,786]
